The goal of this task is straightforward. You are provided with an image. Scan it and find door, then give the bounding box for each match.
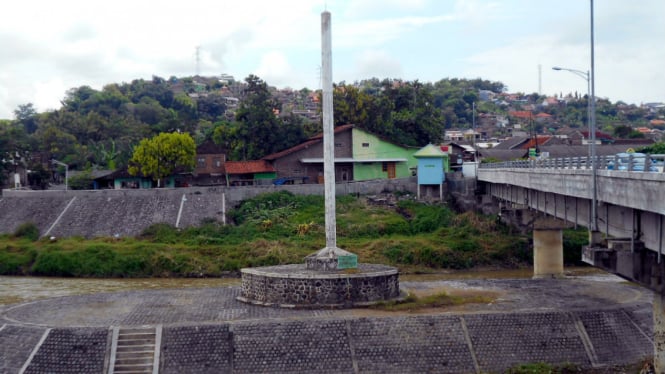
[386,162,396,179]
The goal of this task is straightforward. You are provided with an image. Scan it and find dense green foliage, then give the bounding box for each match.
[638,141,665,154]
[2,72,662,189]
[0,192,541,277]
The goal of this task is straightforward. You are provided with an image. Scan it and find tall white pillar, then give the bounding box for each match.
[321,10,336,252]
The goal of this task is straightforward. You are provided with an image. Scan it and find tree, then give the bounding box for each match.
[638,142,665,154]
[234,75,305,159]
[14,103,39,133]
[128,132,195,187]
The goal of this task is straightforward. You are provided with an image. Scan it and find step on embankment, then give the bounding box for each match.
[109,326,161,374]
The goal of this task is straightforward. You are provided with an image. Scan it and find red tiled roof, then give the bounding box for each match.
[508,111,533,119]
[521,136,552,149]
[535,112,552,118]
[224,160,275,174]
[580,130,613,140]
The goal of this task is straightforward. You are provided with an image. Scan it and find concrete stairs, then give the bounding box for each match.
[109,326,161,374]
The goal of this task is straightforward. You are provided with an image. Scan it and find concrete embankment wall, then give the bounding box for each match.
[0,178,417,238]
[6,308,652,373]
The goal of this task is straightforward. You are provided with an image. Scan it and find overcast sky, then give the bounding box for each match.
[2,0,664,120]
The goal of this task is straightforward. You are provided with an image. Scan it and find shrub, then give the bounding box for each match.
[563,228,588,265]
[0,246,36,274]
[138,223,179,243]
[13,222,40,241]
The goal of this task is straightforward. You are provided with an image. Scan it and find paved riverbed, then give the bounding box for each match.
[0,272,655,373]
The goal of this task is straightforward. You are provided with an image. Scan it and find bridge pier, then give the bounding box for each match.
[532,216,568,279]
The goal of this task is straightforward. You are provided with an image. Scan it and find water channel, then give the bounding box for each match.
[0,266,615,306]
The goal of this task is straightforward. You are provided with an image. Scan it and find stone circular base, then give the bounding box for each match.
[238,263,399,308]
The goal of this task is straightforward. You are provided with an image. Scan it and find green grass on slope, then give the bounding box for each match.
[0,191,540,277]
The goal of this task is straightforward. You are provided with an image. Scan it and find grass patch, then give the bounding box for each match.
[371,291,495,312]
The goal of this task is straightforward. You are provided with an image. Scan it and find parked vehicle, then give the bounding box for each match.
[607,152,658,172]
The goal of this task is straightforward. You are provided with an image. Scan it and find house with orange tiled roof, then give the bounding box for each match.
[508,111,533,120]
[534,112,553,123]
[224,160,276,186]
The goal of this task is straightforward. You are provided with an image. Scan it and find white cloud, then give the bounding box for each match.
[254,51,298,88]
[352,50,403,81]
[0,0,663,119]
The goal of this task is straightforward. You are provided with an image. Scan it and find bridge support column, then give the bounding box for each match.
[533,228,564,278]
[589,230,603,247]
[532,217,567,279]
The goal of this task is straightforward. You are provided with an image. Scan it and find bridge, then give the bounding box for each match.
[477,156,665,291]
[477,156,665,369]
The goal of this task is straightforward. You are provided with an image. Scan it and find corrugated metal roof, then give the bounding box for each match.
[413,144,448,158]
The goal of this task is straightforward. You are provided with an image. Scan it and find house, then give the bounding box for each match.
[224,160,276,186]
[413,144,449,200]
[192,141,226,186]
[262,124,418,183]
[444,130,464,142]
[100,169,175,189]
[534,112,553,123]
[441,142,476,170]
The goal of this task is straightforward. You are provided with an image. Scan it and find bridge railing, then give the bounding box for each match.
[479,154,665,173]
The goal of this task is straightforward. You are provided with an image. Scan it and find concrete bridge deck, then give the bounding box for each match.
[0,275,654,373]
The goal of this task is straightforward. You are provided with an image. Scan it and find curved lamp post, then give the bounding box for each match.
[551,1,597,233]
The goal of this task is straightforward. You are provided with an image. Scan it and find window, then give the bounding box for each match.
[362,142,370,147]
[213,157,222,168]
[382,162,388,171]
[197,157,206,168]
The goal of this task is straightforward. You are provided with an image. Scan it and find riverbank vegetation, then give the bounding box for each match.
[0,191,587,278]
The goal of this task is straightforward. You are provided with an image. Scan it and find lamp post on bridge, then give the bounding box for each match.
[551,66,596,232]
[552,0,597,234]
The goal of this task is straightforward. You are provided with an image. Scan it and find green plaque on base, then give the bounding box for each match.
[337,254,358,269]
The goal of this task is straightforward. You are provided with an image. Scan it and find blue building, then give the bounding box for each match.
[413,144,449,200]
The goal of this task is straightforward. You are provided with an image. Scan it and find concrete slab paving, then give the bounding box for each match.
[0,276,655,373]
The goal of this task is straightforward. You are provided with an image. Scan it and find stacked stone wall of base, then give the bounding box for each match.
[239,264,400,307]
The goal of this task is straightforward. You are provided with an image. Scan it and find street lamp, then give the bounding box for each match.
[551,0,598,234]
[551,66,592,153]
[51,159,68,191]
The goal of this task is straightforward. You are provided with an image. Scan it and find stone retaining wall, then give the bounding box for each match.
[0,178,417,238]
[8,309,652,373]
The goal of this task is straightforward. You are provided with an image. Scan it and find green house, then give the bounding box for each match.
[263,125,419,183]
[351,128,419,181]
[104,169,175,189]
